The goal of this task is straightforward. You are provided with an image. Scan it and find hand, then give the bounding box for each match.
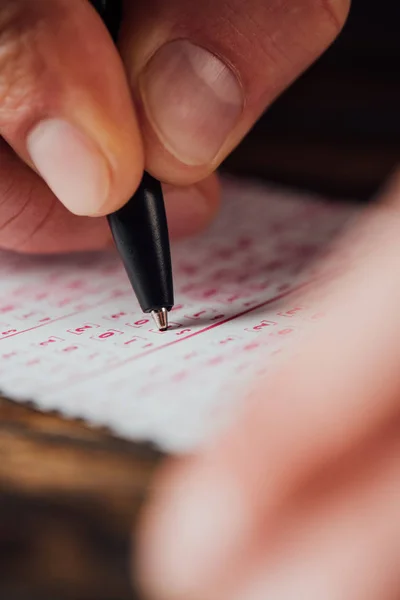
[137,171,400,600]
[0,0,348,253]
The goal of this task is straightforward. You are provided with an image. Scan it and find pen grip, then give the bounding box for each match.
[107,174,174,313]
[91,0,174,314]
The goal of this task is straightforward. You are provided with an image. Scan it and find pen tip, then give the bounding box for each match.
[151,307,169,331]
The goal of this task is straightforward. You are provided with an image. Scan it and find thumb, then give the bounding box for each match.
[0,0,143,216]
[119,0,350,185]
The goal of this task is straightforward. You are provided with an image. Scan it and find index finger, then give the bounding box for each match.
[120,0,351,185]
[0,0,143,216]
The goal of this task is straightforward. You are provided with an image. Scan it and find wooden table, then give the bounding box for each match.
[0,396,161,600]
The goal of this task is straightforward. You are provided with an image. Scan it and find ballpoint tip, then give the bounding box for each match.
[151,307,169,331]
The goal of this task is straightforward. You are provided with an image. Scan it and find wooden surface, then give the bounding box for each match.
[0,396,162,600]
[0,2,399,597]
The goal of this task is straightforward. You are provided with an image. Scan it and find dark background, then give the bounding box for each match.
[224,0,400,199]
[1,2,399,599]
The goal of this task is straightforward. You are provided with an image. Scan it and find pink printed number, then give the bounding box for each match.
[90,329,124,341]
[67,323,100,335]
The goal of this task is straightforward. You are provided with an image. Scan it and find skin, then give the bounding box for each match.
[2,1,400,599]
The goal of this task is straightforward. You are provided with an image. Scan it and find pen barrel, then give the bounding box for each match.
[107,173,174,313]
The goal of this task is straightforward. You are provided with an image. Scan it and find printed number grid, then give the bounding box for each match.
[0,178,356,452]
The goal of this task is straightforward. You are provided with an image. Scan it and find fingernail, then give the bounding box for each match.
[27,119,111,216]
[142,467,249,597]
[139,40,244,166]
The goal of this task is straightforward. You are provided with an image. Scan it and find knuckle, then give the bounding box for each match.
[0,174,49,254]
[0,6,40,108]
[0,140,41,252]
[0,187,33,251]
[0,2,65,131]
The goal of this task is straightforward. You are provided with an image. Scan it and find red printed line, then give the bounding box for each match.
[0,292,132,340]
[44,280,313,393]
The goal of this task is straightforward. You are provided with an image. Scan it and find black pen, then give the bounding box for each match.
[90,0,174,331]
